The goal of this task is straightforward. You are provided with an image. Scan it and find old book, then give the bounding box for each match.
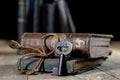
[17,0,27,42]
[20,33,113,58]
[19,57,107,74]
[27,0,35,32]
[45,3,55,33]
[42,3,55,32]
[33,0,40,32]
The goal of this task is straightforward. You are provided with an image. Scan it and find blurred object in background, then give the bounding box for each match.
[17,0,76,42]
[0,0,120,41]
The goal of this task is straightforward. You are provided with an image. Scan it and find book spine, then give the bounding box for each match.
[27,0,35,32]
[20,58,77,74]
[24,0,29,32]
[21,33,90,55]
[46,3,55,33]
[19,58,106,74]
[20,33,112,58]
[33,0,40,32]
[17,0,26,42]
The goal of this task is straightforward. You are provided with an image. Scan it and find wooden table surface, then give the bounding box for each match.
[0,40,120,80]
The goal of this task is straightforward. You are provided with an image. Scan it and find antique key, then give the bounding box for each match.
[52,40,73,76]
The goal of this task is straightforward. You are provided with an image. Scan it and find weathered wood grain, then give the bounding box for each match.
[97,61,120,79]
[75,69,119,80]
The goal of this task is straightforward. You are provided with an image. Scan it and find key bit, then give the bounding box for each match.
[52,40,73,76]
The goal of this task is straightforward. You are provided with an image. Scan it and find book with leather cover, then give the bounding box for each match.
[20,33,113,58]
[19,57,107,74]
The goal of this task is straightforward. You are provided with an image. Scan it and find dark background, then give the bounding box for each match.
[0,0,119,40]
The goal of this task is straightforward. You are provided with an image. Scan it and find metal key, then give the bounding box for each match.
[52,40,73,76]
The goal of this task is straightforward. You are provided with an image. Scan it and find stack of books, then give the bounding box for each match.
[18,33,113,74]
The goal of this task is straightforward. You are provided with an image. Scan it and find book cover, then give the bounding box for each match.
[20,33,113,58]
